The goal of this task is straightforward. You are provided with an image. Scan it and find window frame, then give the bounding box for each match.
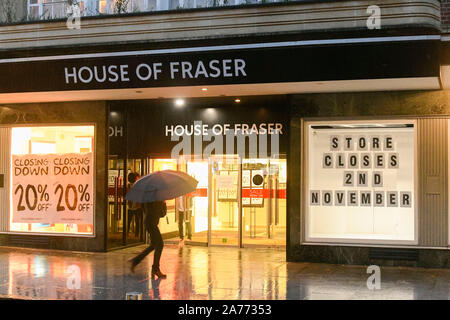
[1,123,97,238]
[27,0,43,19]
[302,119,419,246]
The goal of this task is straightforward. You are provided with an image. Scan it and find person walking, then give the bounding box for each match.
[127,172,143,238]
[129,200,167,278]
[177,195,192,241]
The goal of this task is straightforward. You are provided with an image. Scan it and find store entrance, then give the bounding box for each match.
[107,157,146,250]
[170,155,286,247]
[107,155,286,249]
[209,155,241,246]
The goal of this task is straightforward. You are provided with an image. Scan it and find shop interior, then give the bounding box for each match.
[107,156,286,249]
[9,126,95,235]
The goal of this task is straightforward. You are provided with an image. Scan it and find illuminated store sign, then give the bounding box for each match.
[165,122,283,136]
[109,101,289,158]
[0,41,438,93]
[12,153,94,225]
[64,59,247,84]
[166,121,283,159]
[306,123,416,242]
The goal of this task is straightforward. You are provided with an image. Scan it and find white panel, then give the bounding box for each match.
[305,121,417,245]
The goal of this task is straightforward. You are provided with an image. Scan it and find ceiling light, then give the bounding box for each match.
[235,99,241,103]
[175,99,185,107]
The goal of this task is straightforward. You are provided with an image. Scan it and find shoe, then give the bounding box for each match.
[151,267,167,279]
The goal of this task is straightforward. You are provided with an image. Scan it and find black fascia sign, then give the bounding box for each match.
[0,41,439,93]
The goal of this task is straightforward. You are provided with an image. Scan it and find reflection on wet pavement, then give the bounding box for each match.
[0,245,449,300]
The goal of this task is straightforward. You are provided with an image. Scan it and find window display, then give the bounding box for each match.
[10,126,95,235]
[306,122,416,243]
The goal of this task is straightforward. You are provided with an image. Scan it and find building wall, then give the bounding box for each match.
[288,90,450,268]
[0,0,27,24]
[0,101,108,252]
[0,0,441,51]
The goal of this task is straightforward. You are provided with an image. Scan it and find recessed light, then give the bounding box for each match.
[175,99,185,107]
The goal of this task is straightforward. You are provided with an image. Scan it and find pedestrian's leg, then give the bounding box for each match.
[186,218,192,240]
[133,210,139,237]
[149,225,166,278]
[138,210,144,241]
[129,245,154,273]
[178,212,184,240]
[127,209,132,235]
[136,209,142,238]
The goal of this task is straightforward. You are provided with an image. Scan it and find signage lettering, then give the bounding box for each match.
[12,153,94,225]
[312,133,412,208]
[64,59,247,85]
[165,122,283,137]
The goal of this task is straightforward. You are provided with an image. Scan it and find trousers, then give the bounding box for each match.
[127,208,143,238]
[178,211,192,240]
[131,213,163,269]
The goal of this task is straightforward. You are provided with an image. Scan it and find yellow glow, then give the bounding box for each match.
[31,141,56,154]
[74,137,93,153]
[10,126,95,235]
[11,128,31,155]
[99,0,108,13]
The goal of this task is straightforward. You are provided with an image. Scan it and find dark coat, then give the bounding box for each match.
[143,201,167,231]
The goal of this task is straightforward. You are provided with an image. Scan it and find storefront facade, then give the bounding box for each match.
[107,97,288,248]
[0,0,449,267]
[288,92,450,268]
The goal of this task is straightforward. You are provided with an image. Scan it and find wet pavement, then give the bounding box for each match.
[0,244,449,300]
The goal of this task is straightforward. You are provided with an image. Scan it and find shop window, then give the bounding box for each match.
[28,0,92,19]
[98,0,150,14]
[8,126,95,236]
[28,0,41,19]
[305,121,416,244]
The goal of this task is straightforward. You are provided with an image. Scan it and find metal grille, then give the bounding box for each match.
[418,118,448,246]
[369,248,419,261]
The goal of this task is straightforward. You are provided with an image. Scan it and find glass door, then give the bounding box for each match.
[242,158,269,246]
[181,158,209,245]
[107,156,125,249]
[125,158,145,245]
[242,158,287,247]
[208,155,242,246]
